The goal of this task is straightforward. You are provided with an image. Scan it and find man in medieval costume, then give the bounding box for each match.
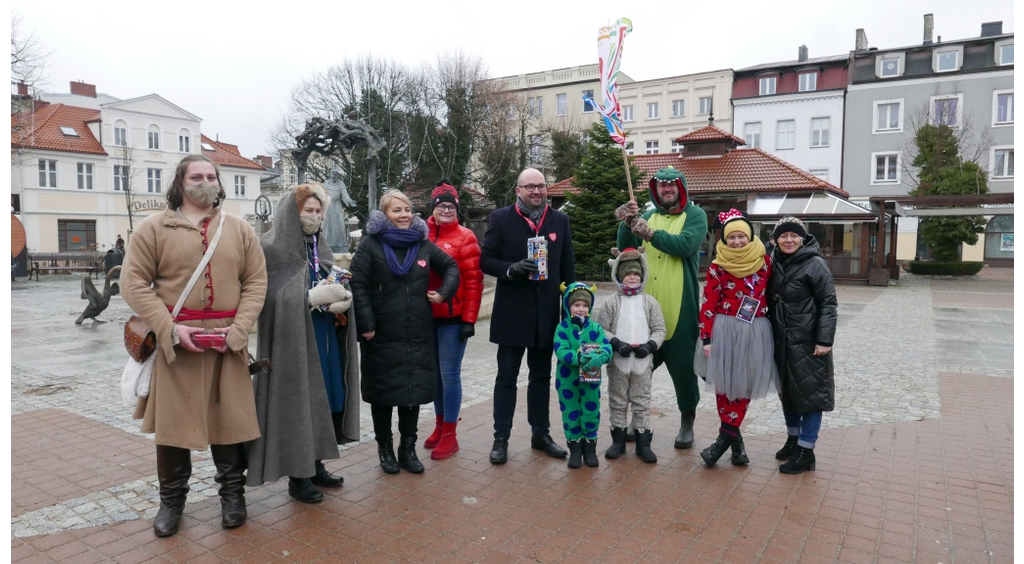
[616,167,708,450]
[246,183,361,504]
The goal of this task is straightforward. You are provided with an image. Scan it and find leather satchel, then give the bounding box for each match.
[124,315,156,362]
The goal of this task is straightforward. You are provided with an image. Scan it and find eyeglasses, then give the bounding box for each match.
[435,204,457,213]
[518,184,547,192]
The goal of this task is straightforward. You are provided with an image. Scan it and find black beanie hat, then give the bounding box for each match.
[431,179,459,212]
[771,218,808,241]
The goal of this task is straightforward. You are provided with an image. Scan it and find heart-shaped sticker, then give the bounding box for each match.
[417,259,427,268]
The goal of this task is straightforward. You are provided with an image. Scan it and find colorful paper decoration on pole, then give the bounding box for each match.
[584,18,632,147]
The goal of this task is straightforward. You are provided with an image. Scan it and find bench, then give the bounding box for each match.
[29,253,103,281]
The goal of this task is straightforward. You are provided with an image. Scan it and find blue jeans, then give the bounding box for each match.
[783,410,822,449]
[433,323,466,423]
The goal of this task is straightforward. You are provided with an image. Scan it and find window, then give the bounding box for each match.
[671,100,684,117]
[698,96,712,115]
[671,140,684,153]
[58,220,96,252]
[114,122,127,146]
[582,90,594,113]
[114,165,128,191]
[776,119,795,150]
[527,96,543,117]
[809,169,829,181]
[556,93,567,116]
[994,91,1014,125]
[758,77,776,96]
[647,102,659,119]
[179,131,190,153]
[38,159,57,188]
[879,57,900,77]
[201,142,215,151]
[148,125,160,150]
[60,126,79,137]
[147,168,162,193]
[992,148,1014,178]
[932,95,961,127]
[872,153,900,183]
[810,117,830,147]
[936,51,958,72]
[76,163,93,190]
[645,141,659,155]
[625,142,634,156]
[234,175,246,197]
[798,73,817,92]
[999,44,1013,65]
[873,99,903,133]
[744,122,761,148]
[622,105,634,122]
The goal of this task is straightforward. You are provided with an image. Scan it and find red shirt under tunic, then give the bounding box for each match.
[699,256,772,342]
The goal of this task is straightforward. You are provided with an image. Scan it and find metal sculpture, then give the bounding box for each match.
[76,266,121,324]
[322,166,358,252]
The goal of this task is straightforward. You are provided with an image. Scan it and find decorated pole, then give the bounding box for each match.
[588,17,634,200]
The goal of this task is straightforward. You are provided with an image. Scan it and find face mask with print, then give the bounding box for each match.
[184,181,220,208]
[300,214,323,235]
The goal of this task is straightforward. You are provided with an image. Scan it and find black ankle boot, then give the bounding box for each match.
[731,433,750,466]
[582,439,599,467]
[700,432,736,467]
[288,477,323,503]
[776,435,799,460]
[311,460,344,488]
[378,439,399,474]
[567,440,583,469]
[634,429,658,464]
[779,446,816,474]
[153,445,191,537]
[210,443,247,529]
[674,410,696,449]
[397,435,424,474]
[605,427,627,459]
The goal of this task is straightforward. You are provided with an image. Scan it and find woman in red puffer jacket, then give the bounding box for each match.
[423,180,484,459]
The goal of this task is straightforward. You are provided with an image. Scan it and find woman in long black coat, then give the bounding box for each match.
[766,216,838,475]
[350,190,459,475]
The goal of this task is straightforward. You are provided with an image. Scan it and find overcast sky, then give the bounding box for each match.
[11,0,1014,158]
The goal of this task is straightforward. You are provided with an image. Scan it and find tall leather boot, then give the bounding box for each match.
[604,427,627,459]
[779,446,816,474]
[566,440,583,469]
[378,438,400,474]
[153,445,191,537]
[731,432,750,466]
[210,443,247,529]
[424,415,444,449]
[699,432,736,467]
[674,410,696,449]
[634,429,658,464]
[397,435,424,473]
[431,421,459,460]
[582,439,599,468]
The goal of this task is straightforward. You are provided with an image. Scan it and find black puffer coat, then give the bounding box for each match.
[766,236,838,413]
[350,211,459,407]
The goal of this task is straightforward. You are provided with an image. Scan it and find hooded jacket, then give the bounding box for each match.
[350,210,459,406]
[426,216,484,323]
[591,249,666,375]
[766,235,838,413]
[553,283,612,377]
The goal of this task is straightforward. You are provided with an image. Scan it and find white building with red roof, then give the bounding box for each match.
[11,81,264,254]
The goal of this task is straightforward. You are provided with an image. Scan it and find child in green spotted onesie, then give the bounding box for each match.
[553,282,612,469]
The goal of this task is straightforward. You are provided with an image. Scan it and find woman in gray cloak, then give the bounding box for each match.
[246,183,360,504]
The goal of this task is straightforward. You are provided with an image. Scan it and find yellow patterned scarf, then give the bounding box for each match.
[712,238,766,278]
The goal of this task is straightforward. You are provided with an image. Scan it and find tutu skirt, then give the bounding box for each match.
[693,314,778,401]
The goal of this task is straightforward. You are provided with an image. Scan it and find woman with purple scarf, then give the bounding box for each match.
[350,190,460,474]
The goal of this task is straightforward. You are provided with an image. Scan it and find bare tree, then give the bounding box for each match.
[11,13,51,92]
[113,142,142,242]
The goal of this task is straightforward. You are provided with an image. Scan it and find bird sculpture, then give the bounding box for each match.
[76,266,121,325]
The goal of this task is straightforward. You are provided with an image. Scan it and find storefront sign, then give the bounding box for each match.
[129,198,165,212]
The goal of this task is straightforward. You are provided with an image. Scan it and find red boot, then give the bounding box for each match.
[430,421,459,460]
[423,415,443,449]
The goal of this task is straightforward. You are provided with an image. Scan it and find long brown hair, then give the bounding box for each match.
[166,154,227,209]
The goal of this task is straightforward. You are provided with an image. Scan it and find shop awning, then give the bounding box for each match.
[746,192,876,221]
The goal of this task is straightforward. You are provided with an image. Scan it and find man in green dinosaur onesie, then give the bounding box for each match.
[615,167,708,449]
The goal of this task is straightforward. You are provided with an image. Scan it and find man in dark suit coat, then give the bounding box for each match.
[480,168,576,464]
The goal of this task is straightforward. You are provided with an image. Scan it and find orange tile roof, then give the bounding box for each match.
[674,124,746,145]
[552,149,848,199]
[201,135,264,170]
[547,178,575,197]
[11,104,106,155]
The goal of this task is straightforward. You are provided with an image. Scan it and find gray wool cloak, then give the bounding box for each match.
[245,190,360,485]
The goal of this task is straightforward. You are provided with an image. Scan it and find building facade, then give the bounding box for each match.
[12,82,264,254]
[732,47,849,187]
[842,20,1013,262]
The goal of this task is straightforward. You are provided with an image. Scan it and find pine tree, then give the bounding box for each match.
[565,123,647,280]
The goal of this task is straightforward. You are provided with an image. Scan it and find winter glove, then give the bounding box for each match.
[459,322,475,341]
[610,337,632,358]
[631,218,654,242]
[581,355,604,372]
[308,279,349,307]
[508,258,539,279]
[614,202,639,229]
[326,287,353,314]
[633,340,658,359]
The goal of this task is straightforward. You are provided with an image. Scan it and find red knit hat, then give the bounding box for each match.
[431,179,459,212]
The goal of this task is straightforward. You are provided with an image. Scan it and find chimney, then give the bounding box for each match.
[980,21,1003,37]
[33,99,50,111]
[69,81,97,98]
[855,29,869,51]
[16,83,28,96]
[254,155,273,168]
[923,14,934,44]
[798,45,808,62]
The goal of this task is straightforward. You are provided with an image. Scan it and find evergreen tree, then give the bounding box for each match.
[565,122,647,280]
[909,124,988,262]
[549,129,587,182]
